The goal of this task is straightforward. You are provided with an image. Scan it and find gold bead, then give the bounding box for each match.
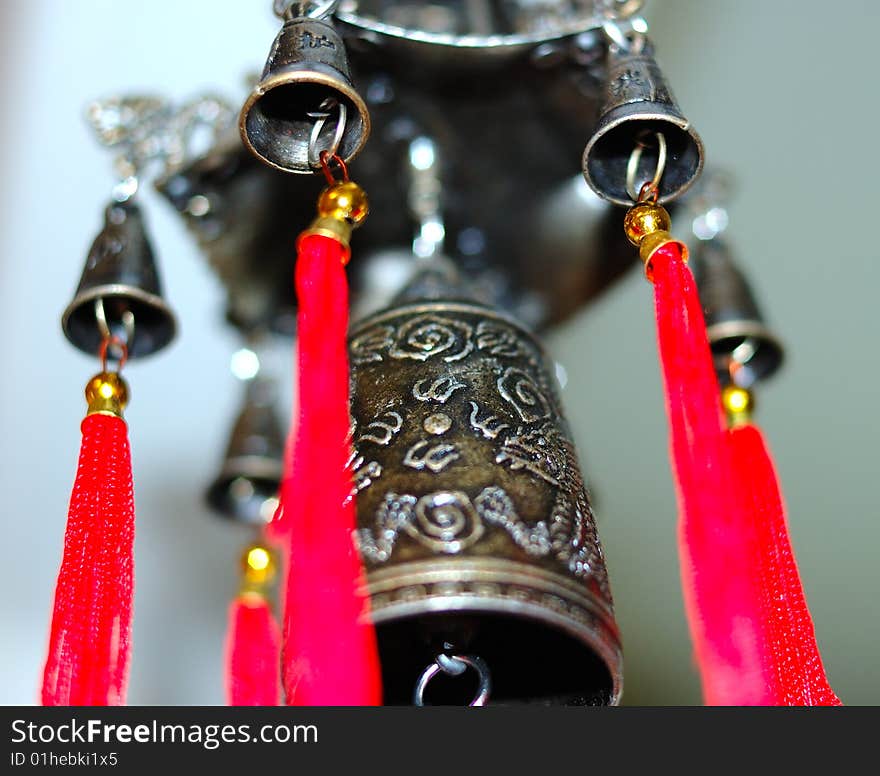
[240,543,276,591]
[721,384,754,427]
[316,181,369,226]
[85,371,129,418]
[623,202,671,247]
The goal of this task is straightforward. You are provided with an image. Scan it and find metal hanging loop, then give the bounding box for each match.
[602,17,648,55]
[413,654,491,707]
[274,0,341,21]
[99,334,129,373]
[318,150,350,185]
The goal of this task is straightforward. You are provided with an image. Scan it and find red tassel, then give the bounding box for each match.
[42,412,135,706]
[277,232,382,705]
[651,243,767,704]
[225,594,281,706]
[727,424,841,705]
[650,242,839,705]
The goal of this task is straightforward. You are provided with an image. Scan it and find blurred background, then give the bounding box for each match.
[1,0,877,705]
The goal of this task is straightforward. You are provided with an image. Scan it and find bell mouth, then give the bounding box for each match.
[239,72,370,174]
[583,111,704,206]
[61,286,177,359]
[365,560,622,706]
[374,610,618,706]
[205,458,281,524]
[707,320,785,386]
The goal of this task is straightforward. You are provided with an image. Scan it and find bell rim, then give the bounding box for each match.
[349,299,540,340]
[205,462,282,524]
[362,558,623,705]
[582,109,705,206]
[61,283,178,358]
[238,70,372,175]
[706,319,786,384]
[213,455,284,484]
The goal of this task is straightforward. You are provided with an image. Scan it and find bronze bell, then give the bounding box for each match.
[582,37,704,205]
[239,15,370,174]
[691,238,785,387]
[206,377,285,524]
[61,200,176,358]
[349,288,622,705]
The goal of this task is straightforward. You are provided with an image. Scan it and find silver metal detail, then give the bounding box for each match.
[625,130,668,202]
[307,97,348,168]
[413,654,491,706]
[94,298,135,360]
[275,0,341,21]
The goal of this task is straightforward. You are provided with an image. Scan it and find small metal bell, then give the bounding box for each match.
[239,15,370,173]
[206,378,285,524]
[690,238,785,387]
[61,200,176,359]
[349,279,622,705]
[582,37,704,205]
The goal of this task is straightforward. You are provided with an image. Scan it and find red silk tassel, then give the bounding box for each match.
[727,424,840,705]
[42,413,135,706]
[277,232,382,705]
[650,243,838,705]
[225,594,281,706]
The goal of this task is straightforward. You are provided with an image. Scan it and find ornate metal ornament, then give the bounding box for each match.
[53,0,813,708]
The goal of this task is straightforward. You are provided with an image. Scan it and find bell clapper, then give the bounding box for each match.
[625,130,667,204]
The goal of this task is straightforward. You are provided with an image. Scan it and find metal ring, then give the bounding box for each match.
[435,653,468,676]
[99,335,128,373]
[600,0,646,22]
[308,98,347,170]
[319,150,349,185]
[275,0,340,21]
[626,131,667,203]
[602,17,648,54]
[727,343,759,388]
[95,299,135,361]
[413,654,491,707]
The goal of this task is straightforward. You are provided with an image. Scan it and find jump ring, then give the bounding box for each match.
[99,335,128,373]
[626,130,667,203]
[308,98,347,170]
[413,654,491,707]
[319,150,349,185]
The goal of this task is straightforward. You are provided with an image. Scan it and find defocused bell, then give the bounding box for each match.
[583,38,704,205]
[239,16,370,174]
[61,200,176,359]
[206,377,285,524]
[349,282,622,704]
[691,238,785,387]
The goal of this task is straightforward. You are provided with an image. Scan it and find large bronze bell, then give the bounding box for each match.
[239,15,370,173]
[349,292,622,705]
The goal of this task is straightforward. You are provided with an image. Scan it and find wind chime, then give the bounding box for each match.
[42,0,840,706]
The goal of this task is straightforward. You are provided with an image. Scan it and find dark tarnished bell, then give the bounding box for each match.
[583,39,704,205]
[239,16,370,174]
[349,287,622,704]
[206,378,285,524]
[61,200,176,359]
[691,238,784,387]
